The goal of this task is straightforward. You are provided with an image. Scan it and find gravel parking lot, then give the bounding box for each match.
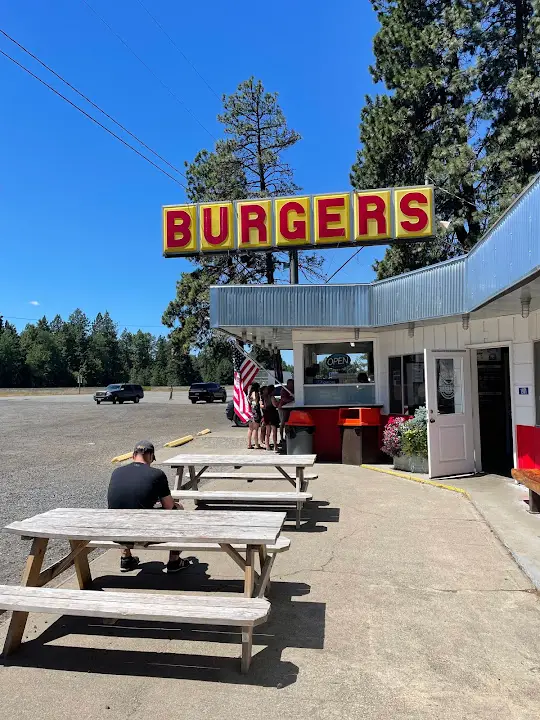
[0,391,238,584]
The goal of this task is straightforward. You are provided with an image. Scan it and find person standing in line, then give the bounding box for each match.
[262,384,280,452]
[247,382,262,449]
[107,441,191,574]
[258,385,267,448]
[278,378,295,446]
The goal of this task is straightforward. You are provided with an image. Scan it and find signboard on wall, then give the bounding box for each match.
[163,185,434,257]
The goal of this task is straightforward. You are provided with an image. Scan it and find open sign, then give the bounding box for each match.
[325,353,351,369]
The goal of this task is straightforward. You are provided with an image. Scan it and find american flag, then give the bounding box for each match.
[232,344,259,423]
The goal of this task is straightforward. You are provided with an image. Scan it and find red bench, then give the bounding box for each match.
[511,469,540,514]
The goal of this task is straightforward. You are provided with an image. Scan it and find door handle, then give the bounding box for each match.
[429,418,435,423]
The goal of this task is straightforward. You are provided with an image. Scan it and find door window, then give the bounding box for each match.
[435,358,463,414]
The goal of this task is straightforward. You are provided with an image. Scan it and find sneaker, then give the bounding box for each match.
[120,555,139,572]
[163,557,191,574]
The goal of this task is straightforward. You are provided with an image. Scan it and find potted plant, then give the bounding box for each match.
[381,415,408,460]
[396,407,428,474]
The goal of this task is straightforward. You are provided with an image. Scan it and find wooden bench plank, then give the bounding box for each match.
[161,453,316,467]
[173,491,312,501]
[86,537,291,553]
[0,585,270,626]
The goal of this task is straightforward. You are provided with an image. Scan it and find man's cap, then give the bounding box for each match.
[134,440,155,455]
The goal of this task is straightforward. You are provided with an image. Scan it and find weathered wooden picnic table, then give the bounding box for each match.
[1,507,286,669]
[160,453,317,492]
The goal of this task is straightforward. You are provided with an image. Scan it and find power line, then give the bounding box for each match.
[325,248,364,283]
[0,29,187,180]
[80,0,217,141]
[0,47,187,188]
[135,0,221,101]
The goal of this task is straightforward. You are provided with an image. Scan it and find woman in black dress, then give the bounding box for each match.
[247,383,262,449]
[262,384,280,452]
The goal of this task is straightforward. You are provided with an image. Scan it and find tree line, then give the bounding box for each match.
[0,311,239,388]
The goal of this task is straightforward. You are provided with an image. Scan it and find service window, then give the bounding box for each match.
[303,341,375,405]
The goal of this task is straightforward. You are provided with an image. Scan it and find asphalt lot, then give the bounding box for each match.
[0,391,238,584]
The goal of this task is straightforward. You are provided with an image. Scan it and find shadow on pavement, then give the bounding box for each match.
[1,581,324,688]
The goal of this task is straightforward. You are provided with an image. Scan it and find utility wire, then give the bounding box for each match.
[81,0,217,141]
[426,177,477,209]
[0,48,187,188]
[0,29,187,180]
[135,0,221,101]
[325,247,364,283]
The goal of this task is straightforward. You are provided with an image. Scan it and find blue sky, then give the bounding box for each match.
[0,0,384,337]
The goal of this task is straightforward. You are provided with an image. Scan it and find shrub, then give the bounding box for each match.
[381,416,407,457]
[401,407,428,458]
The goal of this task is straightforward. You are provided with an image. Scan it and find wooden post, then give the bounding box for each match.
[70,540,92,589]
[173,466,184,491]
[241,627,253,673]
[296,466,305,492]
[3,537,49,656]
[244,546,256,597]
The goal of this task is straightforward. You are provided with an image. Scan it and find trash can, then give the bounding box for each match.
[338,408,382,466]
[285,410,315,455]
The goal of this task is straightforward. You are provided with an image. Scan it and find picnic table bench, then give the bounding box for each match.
[1,507,286,672]
[511,468,540,513]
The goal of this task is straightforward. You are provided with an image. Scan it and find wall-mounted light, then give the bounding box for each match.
[408,322,415,338]
[354,328,360,341]
[462,314,469,330]
[241,329,247,342]
[252,333,257,345]
[261,338,266,348]
[521,290,531,319]
[350,342,356,347]
[272,328,278,341]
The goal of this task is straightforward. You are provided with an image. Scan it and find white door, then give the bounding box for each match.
[424,349,475,478]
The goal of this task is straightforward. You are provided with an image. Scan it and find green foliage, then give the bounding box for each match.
[163,76,324,351]
[352,0,540,279]
[0,312,200,388]
[401,407,428,458]
[195,337,233,384]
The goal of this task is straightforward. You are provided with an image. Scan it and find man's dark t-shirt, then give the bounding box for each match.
[108,462,171,509]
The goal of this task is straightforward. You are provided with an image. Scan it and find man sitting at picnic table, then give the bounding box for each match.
[107,440,189,574]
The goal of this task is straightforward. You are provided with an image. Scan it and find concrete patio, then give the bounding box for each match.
[1,460,539,719]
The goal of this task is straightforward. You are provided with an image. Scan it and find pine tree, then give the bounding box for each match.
[351,0,485,278]
[478,0,540,212]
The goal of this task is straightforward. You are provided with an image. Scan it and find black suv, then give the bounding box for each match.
[188,382,227,404]
[94,383,144,405]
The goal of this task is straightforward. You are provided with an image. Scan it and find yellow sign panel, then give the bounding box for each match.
[163,204,197,255]
[313,193,350,245]
[395,186,434,239]
[163,185,434,256]
[354,190,391,241]
[275,196,311,247]
[199,202,234,252]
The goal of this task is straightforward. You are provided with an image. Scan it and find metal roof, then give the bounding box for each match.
[210,174,540,332]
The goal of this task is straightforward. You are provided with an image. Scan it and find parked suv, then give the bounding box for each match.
[94,383,144,405]
[188,382,227,404]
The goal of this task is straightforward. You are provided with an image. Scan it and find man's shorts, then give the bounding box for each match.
[278,408,290,424]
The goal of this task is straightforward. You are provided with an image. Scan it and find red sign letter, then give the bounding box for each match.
[399,192,428,232]
[203,206,229,245]
[166,210,192,248]
[240,204,268,244]
[318,197,346,239]
[279,201,306,240]
[357,194,387,236]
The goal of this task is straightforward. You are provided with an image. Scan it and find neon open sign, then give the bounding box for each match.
[163,186,434,257]
[325,353,352,369]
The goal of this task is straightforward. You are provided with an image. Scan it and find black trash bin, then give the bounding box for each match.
[339,408,382,466]
[285,410,315,455]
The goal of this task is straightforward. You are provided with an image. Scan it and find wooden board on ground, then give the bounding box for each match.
[173,491,312,502]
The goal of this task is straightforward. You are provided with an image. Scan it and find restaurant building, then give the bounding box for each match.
[210,176,540,479]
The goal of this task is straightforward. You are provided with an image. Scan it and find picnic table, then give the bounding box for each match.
[160,453,317,492]
[1,507,286,670]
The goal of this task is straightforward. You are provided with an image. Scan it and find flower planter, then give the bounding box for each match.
[393,454,428,474]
